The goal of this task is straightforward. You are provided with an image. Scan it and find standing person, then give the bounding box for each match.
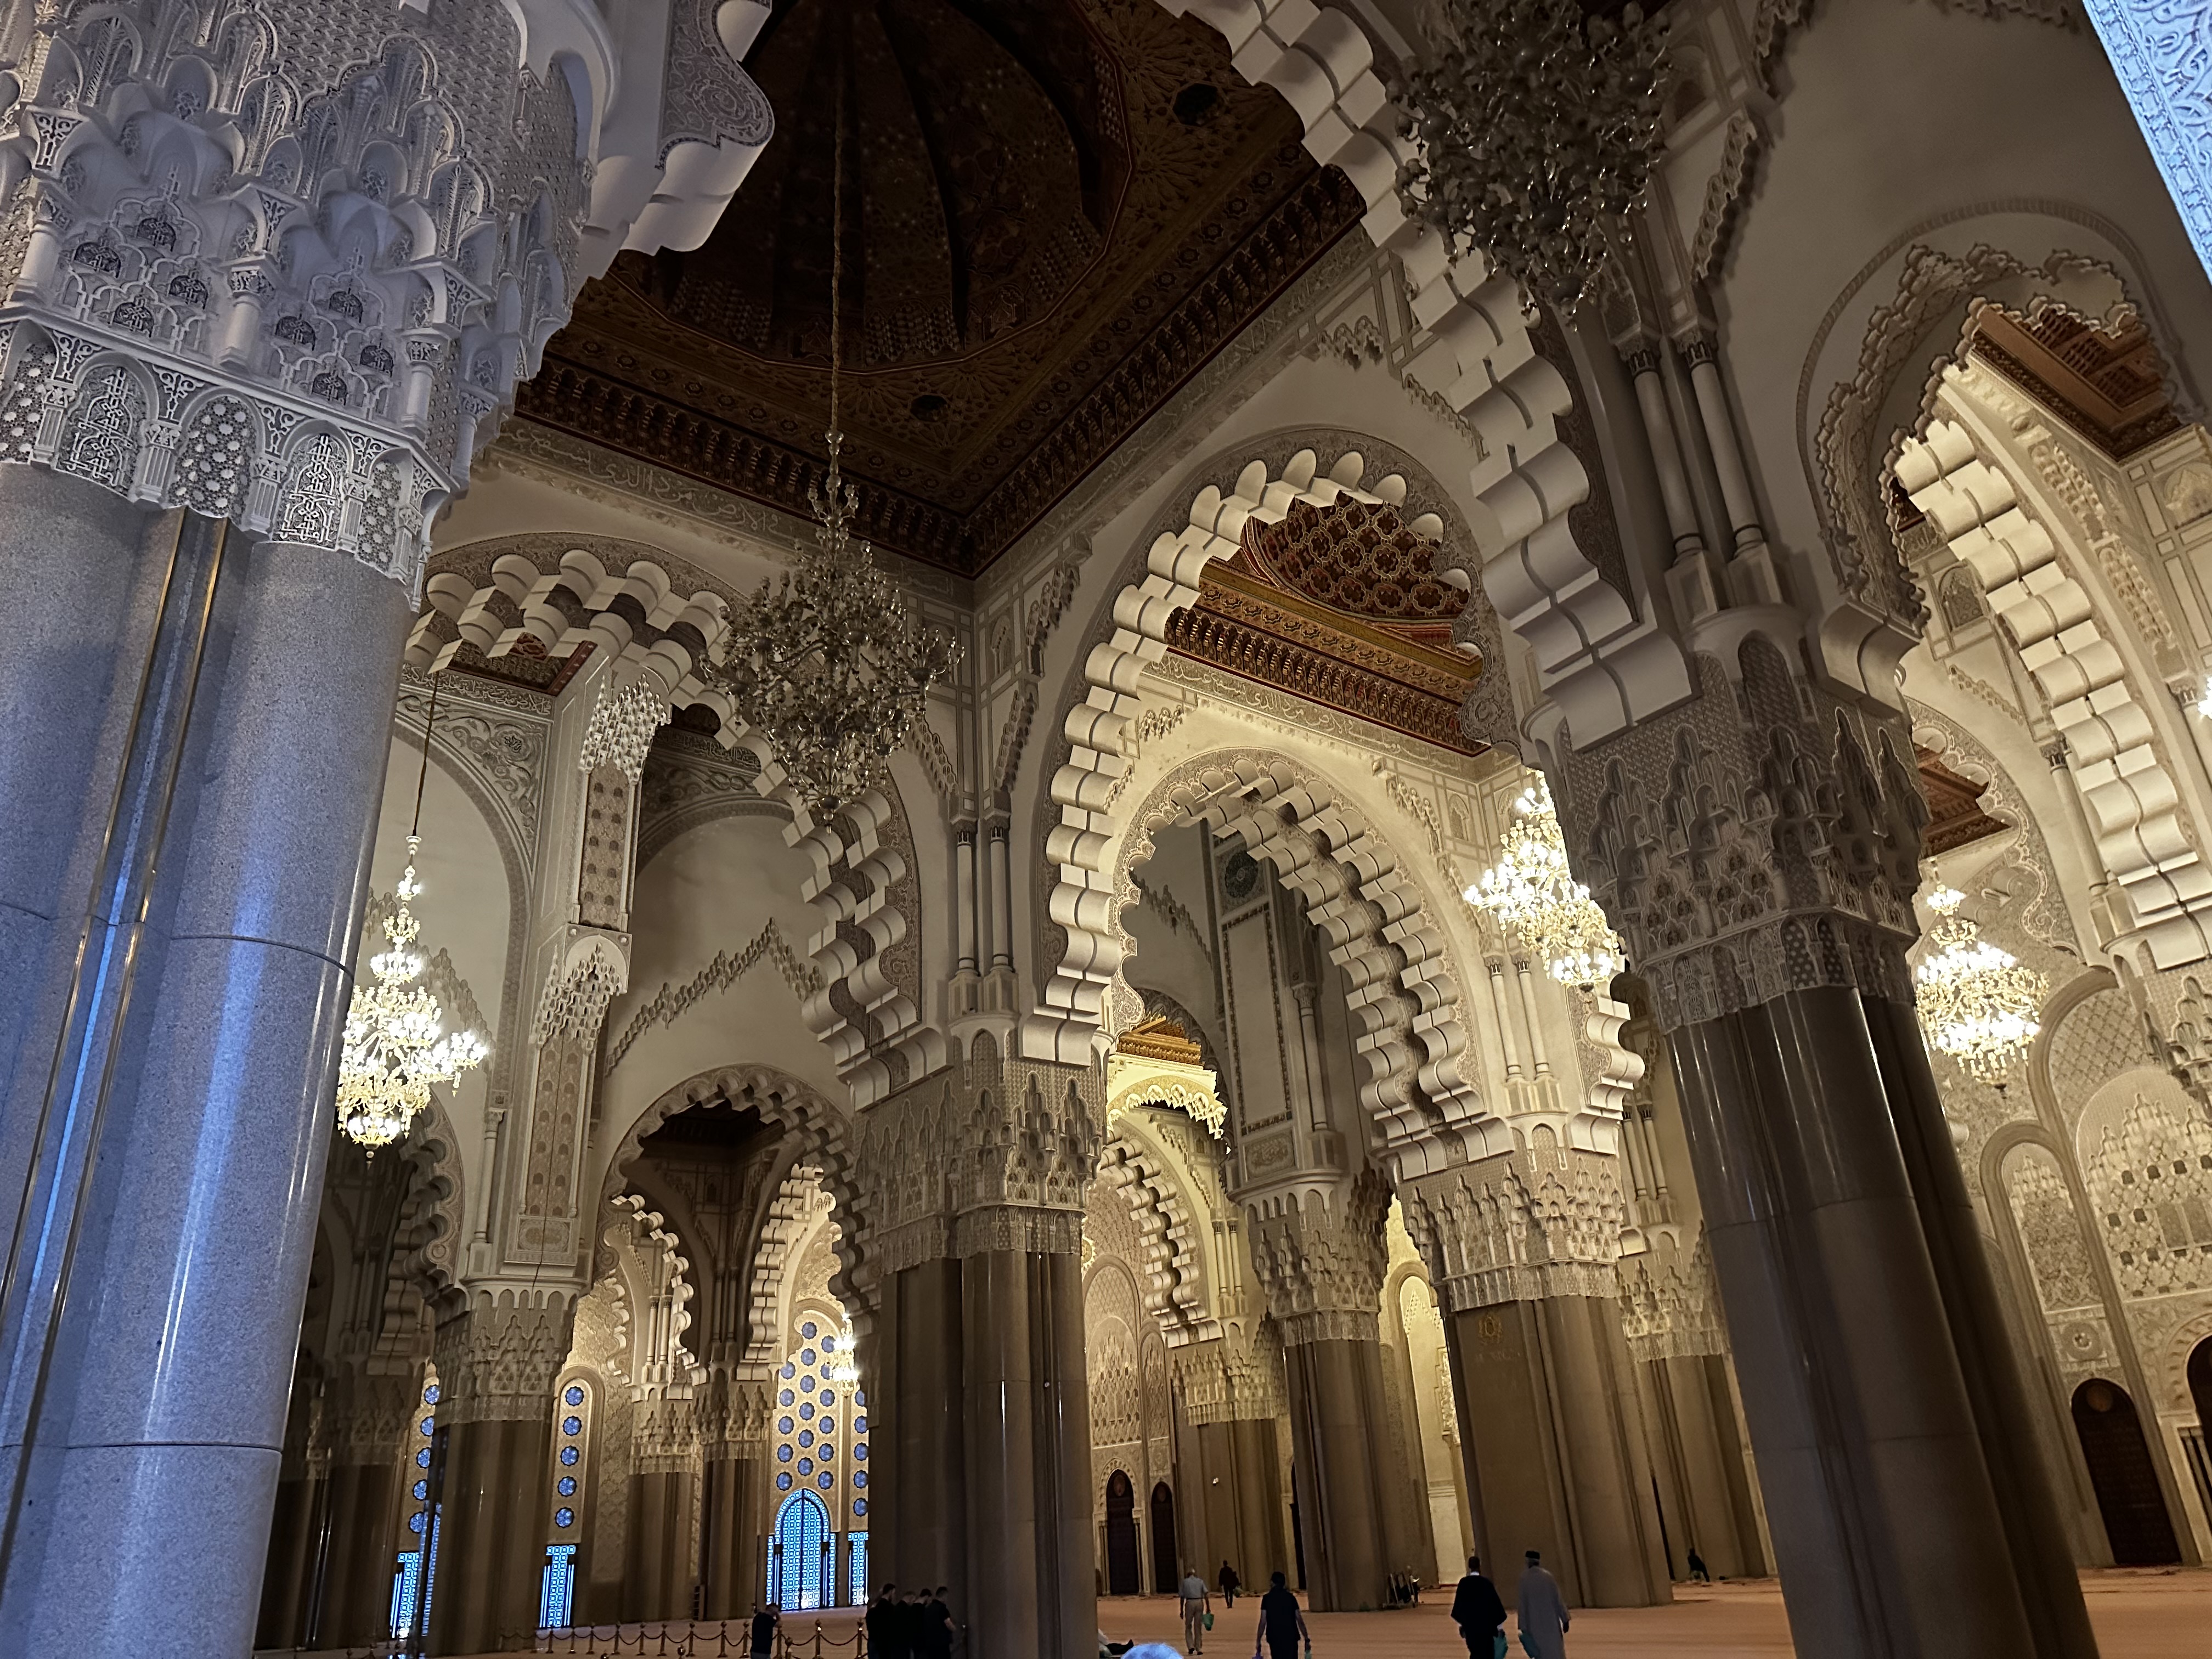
[923,1586,955,1658]
[749,1602,781,1659]
[1515,1551,1569,1659]
[1178,1564,1212,1654]
[1449,1556,1505,1659]
[867,1584,907,1659]
[1218,1561,1241,1609]
[1252,1571,1308,1659]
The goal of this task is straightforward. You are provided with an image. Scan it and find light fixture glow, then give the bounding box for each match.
[1465,776,1624,989]
[337,834,489,1150]
[1915,885,2046,1083]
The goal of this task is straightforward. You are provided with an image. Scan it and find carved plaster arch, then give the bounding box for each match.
[392,1094,469,1303]
[1899,353,2212,972]
[741,1163,837,1373]
[410,533,939,1103]
[1146,0,1674,741]
[2160,1307,2212,1415]
[1111,747,1502,1179]
[603,1060,878,1329]
[1097,1108,1225,1349]
[1034,444,1480,1054]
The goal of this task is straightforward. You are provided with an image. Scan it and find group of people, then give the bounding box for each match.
[1387,1568,1423,1607]
[1152,1565,1307,1659]
[1450,1553,1570,1659]
[864,1584,955,1658]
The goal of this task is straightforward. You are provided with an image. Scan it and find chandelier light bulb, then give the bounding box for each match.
[1466,777,1624,990]
[337,834,489,1151]
[1915,885,2046,1084]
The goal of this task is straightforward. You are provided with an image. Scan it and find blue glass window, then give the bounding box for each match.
[557,1476,577,1497]
[800,1402,815,1422]
[855,1414,867,1433]
[847,1530,868,1607]
[777,1472,792,1491]
[561,1415,582,1436]
[817,1471,834,1491]
[422,1384,440,1405]
[560,1446,579,1466]
[391,1550,425,1640]
[781,1362,795,1379]
[802,1321,819,1340]
[419,1417,434,1436]
[780,1389,794,1406]
[564,1385,584,1407]
[798,1458,814,1476]
[540,1543,577,1630]
[801,1348,817,1367]
[778,1415,794,1435]
[820,1390,836,1407]
[854,1444,867,1461]
[555,1506,574,1528]
[854,1499,868,1517]
[820,1418,837,1437]
[820,1444,834,1463]
[413,1479,428,1500]
[777,1445,793,1464]
[408,1512,426,1534]
[416,1447,432,1469]
[855,1391,866,1408]
[800,1373,815,1391]
[799,1429,815,1449]
[770,1491,831,1611]
[854,1471,868,1488]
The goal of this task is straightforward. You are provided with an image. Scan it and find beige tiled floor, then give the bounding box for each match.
[1092,1570,2212,1659]
[460,1568,2212,1658]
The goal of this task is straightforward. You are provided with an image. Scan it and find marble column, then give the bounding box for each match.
[0,507,409,1654]
[426,1294,571,1655]
[624,1393,702,1620]
[311,1366,425,1646]
[700,1450,772,1619]
[851,1046,1100,1658]
[1670,986,2092,1659]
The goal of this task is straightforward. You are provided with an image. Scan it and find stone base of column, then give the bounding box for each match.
[701,1454,770,1619]
[624,1468,699,1620]
[1444,1297,1669,1610]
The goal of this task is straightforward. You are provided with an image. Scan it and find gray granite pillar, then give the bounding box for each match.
[0,511,408,1655]
[1669,985,2087,1659]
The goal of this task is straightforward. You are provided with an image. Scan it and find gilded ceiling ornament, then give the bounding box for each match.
[1915,887,2047,1084]
[702,81,957,815]
[1392,0,1668,309]
[1466,777,1624,990]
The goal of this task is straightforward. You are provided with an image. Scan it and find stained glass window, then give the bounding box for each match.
[562,1415,582,1436]
[557,1476,576,1498]
[770,1491,831,1612]
[802,1321,819,1340]
[554,1507,574,1530]
[847,1531,868,1607]
[777,1472,793,1492]
[565,1385,584,1407]
[770,1319,871,1604]
[560,1445,579,1466]
[540,1543,577,1630]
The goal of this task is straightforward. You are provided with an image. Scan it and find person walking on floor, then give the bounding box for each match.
[749,1603,780,1659]
[1252,1571,1309,1659]
[1218,1560,1241,1609]
[1515,1550,1569,1659]
[1450,1555,1506,1659]
[1179,1564,1213,1652]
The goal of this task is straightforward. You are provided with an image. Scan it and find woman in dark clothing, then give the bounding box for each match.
[1252,1571,1308,1659]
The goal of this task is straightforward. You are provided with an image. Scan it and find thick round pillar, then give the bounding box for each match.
[701,1452,771,1619]
[318,1457,406,1646]
[0,524,408,1657]
[1669,985,2042,1659]
[962,1249,1040,1652]
[1282,1335,1395,1611]
[427,1417,551,1654]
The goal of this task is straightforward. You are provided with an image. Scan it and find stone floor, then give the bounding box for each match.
[441,1569,2211,1657]
[1091,1570,2212,1658]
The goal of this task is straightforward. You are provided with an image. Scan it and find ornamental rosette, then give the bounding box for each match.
[1392,0,1668,309]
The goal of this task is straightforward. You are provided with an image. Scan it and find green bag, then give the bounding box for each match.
[1204,1610,1215,1630]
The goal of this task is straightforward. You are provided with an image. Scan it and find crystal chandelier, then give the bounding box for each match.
[337,678,488,1151]
[1915,886,2047,1083]
[703,79,956,817]
[1392,0,1668,308]
[1465,777,1624,990]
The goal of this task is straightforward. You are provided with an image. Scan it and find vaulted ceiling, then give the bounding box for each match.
[518,0,1363,574]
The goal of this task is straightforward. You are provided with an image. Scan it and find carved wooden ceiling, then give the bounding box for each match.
[518,0,1364,574]
[1969,302,2180,457]
[1916,747,2011,856]
[1167,498,1488,755]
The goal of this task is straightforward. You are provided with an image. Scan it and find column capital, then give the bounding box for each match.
[848,1043,1104,1278]
[431,1287,575,1427]
[1244,1169,1390,1345]
[0,0,769,594]
[1545,664,1924,1030]
[1398,1147,1627,1313]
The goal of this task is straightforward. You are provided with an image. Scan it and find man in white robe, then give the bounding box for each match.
[1515,1549,1570,1659]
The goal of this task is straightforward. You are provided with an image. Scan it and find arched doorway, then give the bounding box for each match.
[2186,1339,2212,1533]
[2071,1379,2181,1565]
[769,1491,833,1611]
[1105,1470,1140,1595]
[1150,1482,1178,1594]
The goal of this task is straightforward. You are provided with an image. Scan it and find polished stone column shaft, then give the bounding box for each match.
[1669,985,2094,1659]
[701,1452,770,1619]
[1280,1333,1420,1610]
[0,477,408,1654]
[1443,1297,1671,1609]
[624,1466,698,1619]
